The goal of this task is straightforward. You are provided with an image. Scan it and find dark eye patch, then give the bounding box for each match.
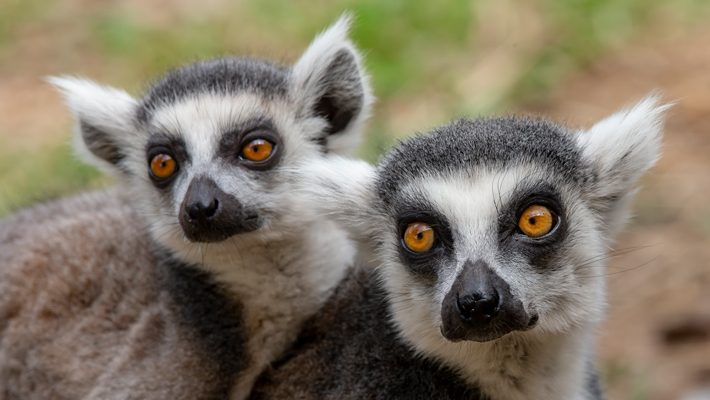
[497,182,568,267]
[395,200,455,281]
[145,134,190,189]
[146,134,190,164]
[217,117,282,171]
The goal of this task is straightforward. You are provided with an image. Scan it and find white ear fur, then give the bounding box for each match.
[578,94,672,236]
[291,156,378,241]
[291,14,374,156]
[49,76,139,174]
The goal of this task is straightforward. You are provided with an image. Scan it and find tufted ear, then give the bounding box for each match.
[577,94,672,237]
[49,76,140,175]
[291,14,373,156]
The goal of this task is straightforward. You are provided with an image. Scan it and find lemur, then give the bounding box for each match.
[251,96,670,400]
[0,16,371,400]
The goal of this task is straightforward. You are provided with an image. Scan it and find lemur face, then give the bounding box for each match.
[136,83,324,246]
[375,118,601,342]
[139,89,296,243]
[299,96,667,348]
[382,168,597,342]
[52,16,371,259]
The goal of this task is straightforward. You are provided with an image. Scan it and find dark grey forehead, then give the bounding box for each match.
[376,117,591,204]
[137,58,289,122]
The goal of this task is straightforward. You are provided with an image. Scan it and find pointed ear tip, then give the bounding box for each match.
[45,76,99,97]
[45,75,61,84]
[632,93,675,119]
[313,13,357,48]
[45,75,75,91]
[333,12,355,31]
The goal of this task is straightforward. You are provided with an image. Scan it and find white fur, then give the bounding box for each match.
[48,76,140,175]
[287,156,378,233]
[577,94,672,239]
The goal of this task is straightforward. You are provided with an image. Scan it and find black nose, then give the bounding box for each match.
[185,198,219,223]
[441,260,533,342]
[178,177,261,243]
[457,289,499,322]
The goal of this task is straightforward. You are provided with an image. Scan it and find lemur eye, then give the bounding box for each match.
[518,205,557,238]
[150,154,177,179]
[242,139,273,162]
[403,222,435,253]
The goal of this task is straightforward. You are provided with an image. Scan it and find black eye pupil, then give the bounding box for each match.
[529,217,536,225]
[253,145,259,152]
[416,233,422,240]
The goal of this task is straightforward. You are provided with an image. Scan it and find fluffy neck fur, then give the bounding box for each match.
[221,219,354,399]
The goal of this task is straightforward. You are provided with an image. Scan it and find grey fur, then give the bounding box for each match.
[376,117,591,205]
[0,190,240,400]
[137,58,289,123]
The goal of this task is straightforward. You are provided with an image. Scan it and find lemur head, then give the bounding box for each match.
[51,16,371,259]
[298,96,668,347]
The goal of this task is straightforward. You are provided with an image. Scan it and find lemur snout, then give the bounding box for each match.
[179,177,260,243]
[441,260,532,342]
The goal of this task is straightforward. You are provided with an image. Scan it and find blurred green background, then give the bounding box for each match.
[1,0,707,216]
[2,1,710,399]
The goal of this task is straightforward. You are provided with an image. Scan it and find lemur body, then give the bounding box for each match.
[252,97,669,400]
[0,189,245,399]
[0,17,371,400]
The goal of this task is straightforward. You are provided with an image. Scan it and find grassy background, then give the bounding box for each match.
[1,1,710,398]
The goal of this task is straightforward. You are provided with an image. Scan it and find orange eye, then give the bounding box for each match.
[403,222,435,253]
[518,205,556,238]
[150,154,176,179]
[242,139,273,162]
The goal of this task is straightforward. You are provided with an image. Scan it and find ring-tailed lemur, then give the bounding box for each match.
[251,96,670,400]
[0,16,372,400]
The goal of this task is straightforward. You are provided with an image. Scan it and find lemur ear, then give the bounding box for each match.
[49,76,139,174]
[292,156,380,241]
[291,14,373,156]
[577,94,672,237]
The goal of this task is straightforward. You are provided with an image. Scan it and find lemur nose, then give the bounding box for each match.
[185,198,219,223]
[456,289,499,322]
